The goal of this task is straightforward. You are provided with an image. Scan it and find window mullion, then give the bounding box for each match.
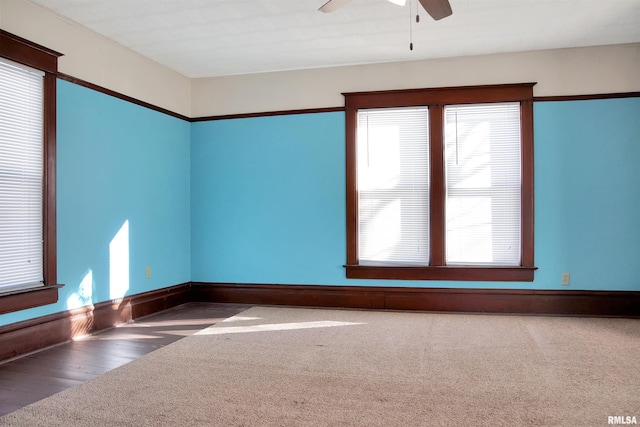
[520,99,535,267]
[429,105,445,266]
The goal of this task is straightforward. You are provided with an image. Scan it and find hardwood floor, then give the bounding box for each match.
[0,302,251,417]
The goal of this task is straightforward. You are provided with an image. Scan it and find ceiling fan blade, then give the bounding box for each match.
[418,0,452,20]
[319,0,353,13]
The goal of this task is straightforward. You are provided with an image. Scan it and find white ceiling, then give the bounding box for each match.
[30,0,640,79]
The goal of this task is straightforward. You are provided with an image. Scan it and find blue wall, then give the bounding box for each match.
[191,113,346,284]
[191,98,640,291]
[0,80,191,326]
[2,87,639,328]
[534,98,640,291]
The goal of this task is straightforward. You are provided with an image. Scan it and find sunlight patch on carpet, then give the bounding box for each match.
[221,316,263,323]
[195,320,365,335]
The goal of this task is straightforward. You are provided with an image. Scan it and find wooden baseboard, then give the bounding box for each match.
[191,282,640,318]
[3,281,638,362]
[0,283,191,362]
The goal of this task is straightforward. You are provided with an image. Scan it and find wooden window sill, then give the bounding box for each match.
[0,284,64,315]
[345,265,537,282]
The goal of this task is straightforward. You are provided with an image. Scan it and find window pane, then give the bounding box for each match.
[0,58,44,289]
[357,108,429,265]
[445,103,521,266]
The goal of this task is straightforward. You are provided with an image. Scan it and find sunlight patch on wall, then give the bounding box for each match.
[66,269,94,309]
[109,220,130,300]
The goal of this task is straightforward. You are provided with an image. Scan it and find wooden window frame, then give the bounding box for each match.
[344,83,537,281]
[0,30,63,314]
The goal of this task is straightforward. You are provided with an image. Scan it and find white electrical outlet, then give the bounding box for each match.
[145,266,151,279]
[561,272,570,286]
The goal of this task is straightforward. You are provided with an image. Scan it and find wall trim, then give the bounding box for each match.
[53,70,639,122]
[533,92,640,102]
[191,282,640,318]
[190,106,345,122]
[57,73,191,122]
[0,283,191,362]
[58,71,344,122]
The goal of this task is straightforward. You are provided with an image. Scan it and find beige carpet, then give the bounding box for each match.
[1,306,639,426]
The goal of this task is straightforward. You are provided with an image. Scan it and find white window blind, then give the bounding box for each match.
[444,102,521,266]
[357,108,430,265]
[0,57,44,291]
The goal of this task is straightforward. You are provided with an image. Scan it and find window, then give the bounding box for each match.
[344,84,536,281]
[0,30,62,314]
[1,58,44,289]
